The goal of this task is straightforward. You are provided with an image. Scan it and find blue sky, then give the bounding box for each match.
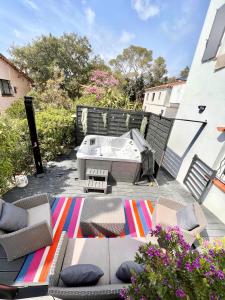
[0,0,210,76]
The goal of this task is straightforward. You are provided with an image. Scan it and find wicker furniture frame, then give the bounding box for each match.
[48,232,129,299]
[154,197,207,245]
[0,194,53,261]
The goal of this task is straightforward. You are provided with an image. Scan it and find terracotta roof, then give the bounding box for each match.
[0,53,33,83]
[217,127,225,132]
[145,80,186,92]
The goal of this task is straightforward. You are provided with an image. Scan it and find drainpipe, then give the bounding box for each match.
[24,96,44,175]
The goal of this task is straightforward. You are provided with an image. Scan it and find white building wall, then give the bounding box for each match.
[164,0,225,223]
[170,84,186,104]
[143,84,185,118]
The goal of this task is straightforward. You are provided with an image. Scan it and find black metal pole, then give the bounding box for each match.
[24,96,44,175]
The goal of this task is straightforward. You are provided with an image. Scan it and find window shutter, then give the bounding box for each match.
[202,4,225,62]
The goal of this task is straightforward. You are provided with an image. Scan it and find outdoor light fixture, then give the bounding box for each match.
[198,105,206,113]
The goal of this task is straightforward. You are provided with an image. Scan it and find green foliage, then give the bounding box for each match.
[150,56,168,87]
[122,226,225,300]
[74,94,98,108]
[0,105,74,195]
[110,45,153,79]
[35,108,74,160]
[6,98,27,119]
[110,46,168,101]
[29,67,72,110]
[180,66,190,78]
[0,117,32,195]
[77,87,142,111]
[10,33,92,98]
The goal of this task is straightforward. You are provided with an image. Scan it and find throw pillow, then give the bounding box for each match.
[60,264,104,287]
[177,204,199,231]
[0,202,28,232]
[116,261,144,283]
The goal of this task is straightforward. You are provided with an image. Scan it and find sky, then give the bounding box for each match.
[0,0,210,76]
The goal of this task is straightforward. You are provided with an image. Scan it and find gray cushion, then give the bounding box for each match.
[0,202,28,232]
[109,237,147,284]
[116,261,144,283]
[27,203,51,228]
[60,264,104,287]
[177,204,199,231]
[61,238,109,286]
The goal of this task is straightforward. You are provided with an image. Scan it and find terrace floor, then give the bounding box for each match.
[1,149,225,285]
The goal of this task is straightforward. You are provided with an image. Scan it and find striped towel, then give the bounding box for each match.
[16,197,154,283]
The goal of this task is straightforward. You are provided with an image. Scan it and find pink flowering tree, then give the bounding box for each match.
[120,226,225,300]
[84,70,119,100]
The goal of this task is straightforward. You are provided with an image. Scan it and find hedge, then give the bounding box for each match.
[0,104,74,195]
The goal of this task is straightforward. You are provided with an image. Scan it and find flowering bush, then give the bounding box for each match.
[90,70,119,88]
[84,69,119,100]
[120,225,225,300]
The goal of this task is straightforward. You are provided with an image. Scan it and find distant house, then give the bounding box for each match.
[142,80,186,118]
[0,53,33,112]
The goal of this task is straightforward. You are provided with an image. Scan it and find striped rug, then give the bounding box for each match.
[16,197,154,283]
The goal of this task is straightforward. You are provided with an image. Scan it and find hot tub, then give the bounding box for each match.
[77,135,142,182]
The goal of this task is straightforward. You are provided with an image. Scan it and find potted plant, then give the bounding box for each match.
[120,225,225,300]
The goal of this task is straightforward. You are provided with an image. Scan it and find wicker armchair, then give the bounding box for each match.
[153,197,207,245]
[0,194,53,261]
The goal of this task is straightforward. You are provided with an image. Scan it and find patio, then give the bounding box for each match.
[1,149,225,285]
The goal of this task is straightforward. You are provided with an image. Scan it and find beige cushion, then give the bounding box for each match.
[109,237,147,284]
[62,238,109,285]
[156,204,177,227]
[27,203,51,228]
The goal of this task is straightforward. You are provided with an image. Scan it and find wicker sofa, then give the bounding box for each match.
[0,194,53,261]
[48,232,155,300]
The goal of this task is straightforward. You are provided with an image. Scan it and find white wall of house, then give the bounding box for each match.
[163,0,225,223]
[170,84,186,104]
[0,58,31,112]
[143,83,186,118]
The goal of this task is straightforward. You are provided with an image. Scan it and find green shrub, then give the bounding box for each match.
[73,94,99,109]
[0,105,74,195]
[75,92,142,111]
[36,107,74,160]
[0,117,32,195]
[5,98,27,119]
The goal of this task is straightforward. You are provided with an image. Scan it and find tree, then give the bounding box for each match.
[109,45,153,79]
[30,66,71,109]
[180,66,190,78]
[91,55,111,72]
[122,76,145,102]
[9,33,92,98]
[150,56,167,86]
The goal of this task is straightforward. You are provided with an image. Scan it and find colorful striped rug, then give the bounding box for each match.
[16,197,154,283]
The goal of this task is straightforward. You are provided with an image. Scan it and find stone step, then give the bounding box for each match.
[84,179,108,194]
[86,168,108,181]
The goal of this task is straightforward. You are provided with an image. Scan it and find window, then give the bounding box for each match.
[0,79,13,96]
[158,92,161,100]
[14,87,17,94]
[215,32,225,70]
[152,92,155,101]
[202,4,225,62]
